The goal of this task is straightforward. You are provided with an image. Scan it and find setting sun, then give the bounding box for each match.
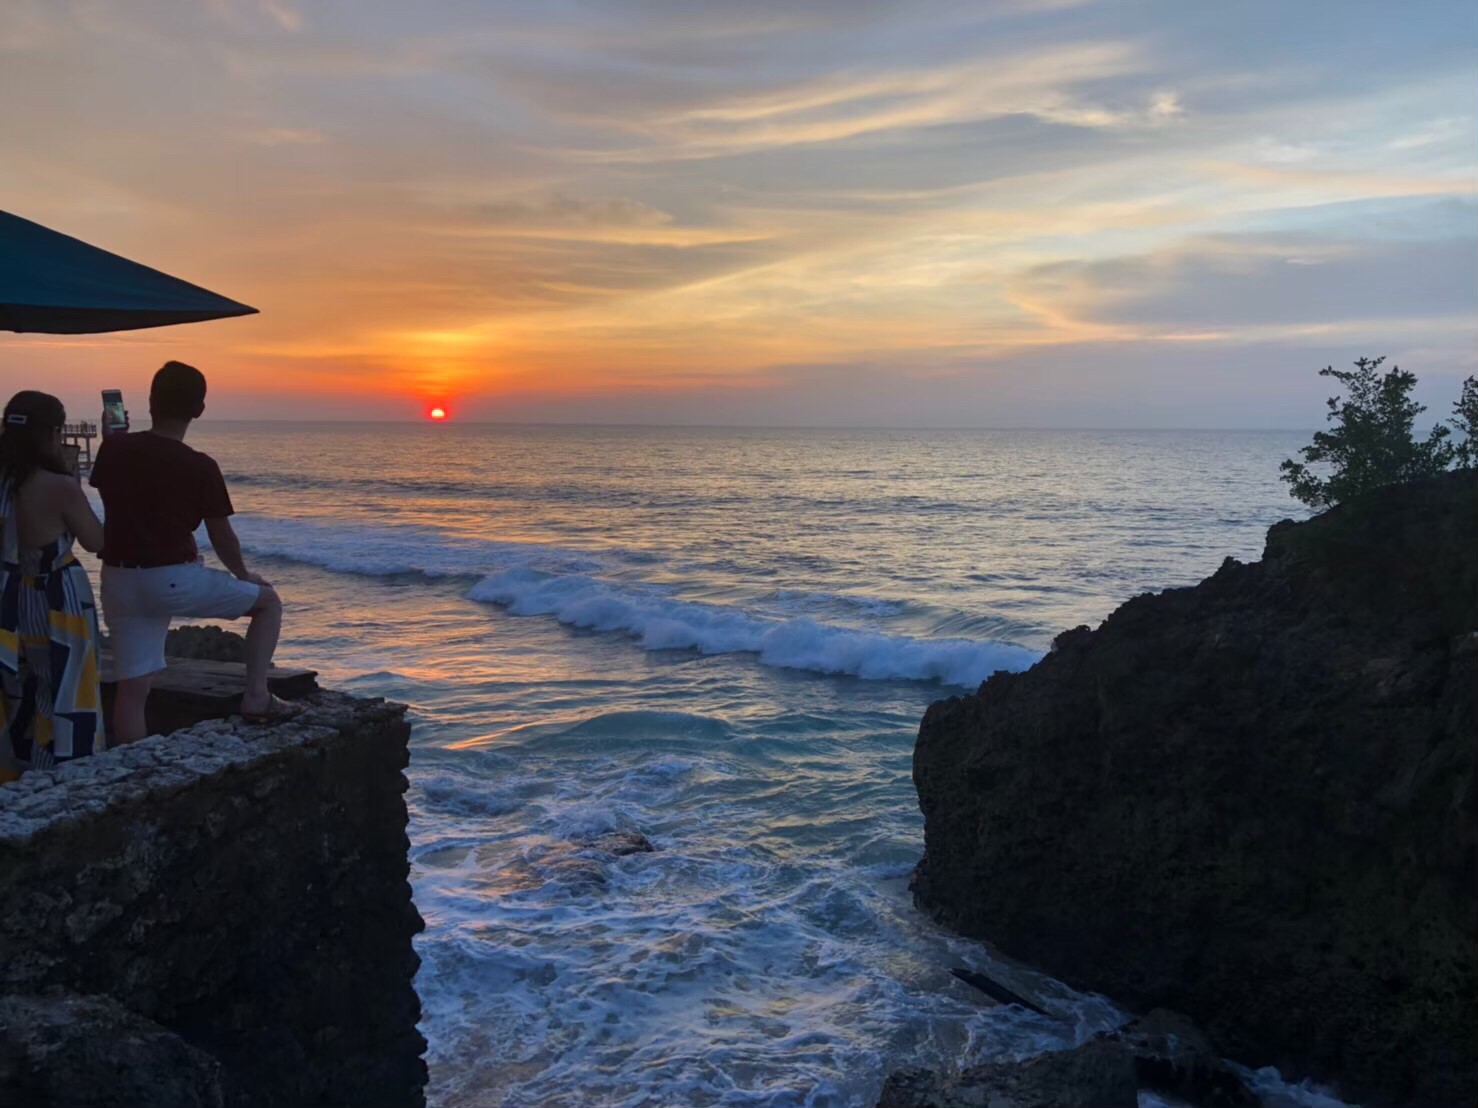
[428,407,447,421]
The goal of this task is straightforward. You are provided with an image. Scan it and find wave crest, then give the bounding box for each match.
[469,568,1038,687]
[226,513,1041,687]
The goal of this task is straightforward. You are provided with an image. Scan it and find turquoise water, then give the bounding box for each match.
[112,424,1319,1106]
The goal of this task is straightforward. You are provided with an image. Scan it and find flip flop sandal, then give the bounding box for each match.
[240,694,306,725]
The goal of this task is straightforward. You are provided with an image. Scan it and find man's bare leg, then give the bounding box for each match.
[113,674,154,745]
[239,586,283,716]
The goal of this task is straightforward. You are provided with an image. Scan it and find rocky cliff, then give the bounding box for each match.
[0,691,427,1108]
[911,471,1477,1108]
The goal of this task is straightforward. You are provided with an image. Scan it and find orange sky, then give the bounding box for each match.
[3,1,1474,426]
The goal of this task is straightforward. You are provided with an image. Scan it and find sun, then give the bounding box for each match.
[428,406,448,421]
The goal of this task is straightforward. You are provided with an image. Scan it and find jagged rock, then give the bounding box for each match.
[911,472,1478,1108]
[588,830,656,856]
[877,1037,1138,1108]
[1125,1009,1257,1107]
[877,1010,1256,1108]
[0,992,227,1108]
[484,831,658,895]
[164,624,248,663]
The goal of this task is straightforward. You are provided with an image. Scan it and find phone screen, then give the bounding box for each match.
[101,389,125,429]
[59,443,81,476]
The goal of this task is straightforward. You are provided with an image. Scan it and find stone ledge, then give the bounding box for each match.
[0,687,426,1108]
[0,692,404,844]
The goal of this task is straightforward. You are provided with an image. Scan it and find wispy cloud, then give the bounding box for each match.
[2,0,1473,424]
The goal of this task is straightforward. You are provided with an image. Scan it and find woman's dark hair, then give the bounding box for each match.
[0,390,68,493]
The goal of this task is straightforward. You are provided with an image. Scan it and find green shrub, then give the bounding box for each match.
[1451,376,1478,470]
[1280,357,1454,508]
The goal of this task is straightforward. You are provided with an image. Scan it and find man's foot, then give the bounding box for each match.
[239,693,305,724]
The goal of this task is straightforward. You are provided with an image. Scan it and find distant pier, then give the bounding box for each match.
[62,420,97,471]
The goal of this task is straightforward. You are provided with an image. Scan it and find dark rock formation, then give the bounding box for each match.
[589,829,657,856]
[911,471,1478,1108]
[164,624,249,663]
[878,1037,1138,1108]
[878,1010,1257,1108]
[1125,1009,1257,1108]
[486,829,659,894]
[0,691,427,1108]
[0,993,227,1108]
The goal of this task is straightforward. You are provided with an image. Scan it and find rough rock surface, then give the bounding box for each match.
[877,1010,1256,1108]
[0,993,227,1108]
[589,829,657,856]
[878,1037,1138,1108]
[164,624,249,662]
[911,471,1478,1108]
[0,690,427,1108]
[1124,1009,1257,1107]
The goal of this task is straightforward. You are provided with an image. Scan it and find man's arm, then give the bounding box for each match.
[203,516,268,585]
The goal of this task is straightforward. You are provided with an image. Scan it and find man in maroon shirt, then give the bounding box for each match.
[91,362,295,742]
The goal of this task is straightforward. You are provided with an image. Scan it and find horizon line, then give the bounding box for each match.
[172,418,1326,434]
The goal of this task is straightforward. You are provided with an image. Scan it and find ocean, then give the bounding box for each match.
[93,424,1343,1108]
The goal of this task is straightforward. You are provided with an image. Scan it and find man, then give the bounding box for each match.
[91,361,295,742]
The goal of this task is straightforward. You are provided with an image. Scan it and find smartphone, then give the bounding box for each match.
[59,443,81,476]
[101,389,126,431]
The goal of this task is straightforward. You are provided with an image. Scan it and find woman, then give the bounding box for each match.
[0,391,107,776]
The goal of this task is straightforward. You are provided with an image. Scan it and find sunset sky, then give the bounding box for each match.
[3,0,1474,425]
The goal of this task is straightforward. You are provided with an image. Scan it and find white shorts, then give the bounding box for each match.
[101,561,262,680]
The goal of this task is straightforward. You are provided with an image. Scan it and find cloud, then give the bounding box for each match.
[560,43,1182,162]
[260,1,303,32]
[1012,234,1478,333]
[470,195,672,228]
[246,127,325,146]
[3,0,1474,424]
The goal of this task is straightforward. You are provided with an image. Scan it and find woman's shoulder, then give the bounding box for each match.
[24,470,78,497]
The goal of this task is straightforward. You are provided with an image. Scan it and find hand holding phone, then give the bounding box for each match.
[101,389,128,436]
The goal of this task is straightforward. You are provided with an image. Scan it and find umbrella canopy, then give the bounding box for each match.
[0,211,258,334]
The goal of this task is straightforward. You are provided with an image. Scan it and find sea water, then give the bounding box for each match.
[111,425,1344,1107]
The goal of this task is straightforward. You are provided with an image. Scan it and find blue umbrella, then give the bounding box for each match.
[0,210,258,334]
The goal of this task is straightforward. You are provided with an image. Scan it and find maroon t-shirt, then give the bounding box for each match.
[90,431,234,567]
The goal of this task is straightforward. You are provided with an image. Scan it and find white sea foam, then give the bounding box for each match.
[468,567,1039,686]
[410,736,1115,1108]
[225,513,1041,688]
[1231,1065,1356,1108]
[221,514,620,579]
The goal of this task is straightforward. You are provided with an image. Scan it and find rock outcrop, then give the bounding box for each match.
[164,623,249,663]
[0,993,227,1108]
[0,691,427,1108]
[879,1037,1139,1108]
[878,1009,1257,1108]
[911,471,1478,1108]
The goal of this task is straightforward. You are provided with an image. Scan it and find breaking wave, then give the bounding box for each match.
[225,513,1040,688]
[469,568,1038,687]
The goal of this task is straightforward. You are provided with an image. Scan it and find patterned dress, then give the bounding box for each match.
[0,481,106,769]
